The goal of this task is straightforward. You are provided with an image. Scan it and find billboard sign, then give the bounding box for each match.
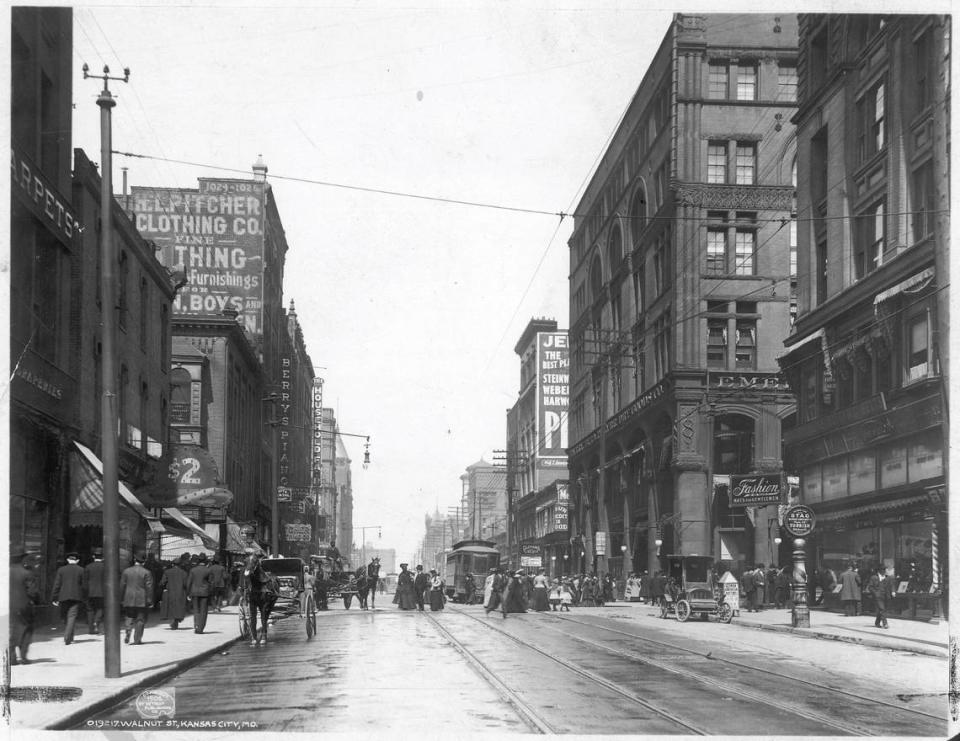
[130,179,266,340]
[537,332,569,467]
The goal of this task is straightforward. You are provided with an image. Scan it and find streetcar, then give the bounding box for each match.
[445,539,501,603]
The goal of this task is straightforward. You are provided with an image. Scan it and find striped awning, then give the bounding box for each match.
[873,268,935,308]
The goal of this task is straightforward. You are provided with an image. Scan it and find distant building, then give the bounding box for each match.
[460,459,507,554]
[778,14,949,615]
[507,318,571,577]
[567,14,799,578]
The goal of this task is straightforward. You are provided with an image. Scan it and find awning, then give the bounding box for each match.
[816,493,932,523]
[874,268,935,308]
[162,506,217,548]
[777,328,825,362]
[70,441,160,528]
[159,534,216,561]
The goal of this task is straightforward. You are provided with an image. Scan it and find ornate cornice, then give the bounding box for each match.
[675,183,794,211]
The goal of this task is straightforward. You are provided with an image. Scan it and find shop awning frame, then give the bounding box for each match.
[815,493,932,523]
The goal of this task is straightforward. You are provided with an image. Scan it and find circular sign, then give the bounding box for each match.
[783,505,816,537]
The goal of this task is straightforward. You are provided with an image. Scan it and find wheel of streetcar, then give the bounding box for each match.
[238,594,251,640]
[718,603,733,624]
[305,593,317,638]
[676,600,691,622]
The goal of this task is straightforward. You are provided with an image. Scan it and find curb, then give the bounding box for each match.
[45,634,241,731]
[744,620,948,658]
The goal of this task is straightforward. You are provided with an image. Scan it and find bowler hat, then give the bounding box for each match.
[65,551,79,561]
[132,552,145,562]
[416,564,423,570]
[92,547,103,557]
[399,563,409,568]
[197,553,208,563]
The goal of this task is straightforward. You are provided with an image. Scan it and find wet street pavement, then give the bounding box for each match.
[81,603,948,735]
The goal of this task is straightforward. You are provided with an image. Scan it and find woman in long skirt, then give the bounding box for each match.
[531,569,550,611]
[395,564,417,610]
[428,571,445,611]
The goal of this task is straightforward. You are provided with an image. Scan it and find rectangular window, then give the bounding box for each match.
[632,325,645,391]
[707,318,727,369]
[907,313,929,381]
[734,230,755,275]
[709,62,728,98]
[633,269,645,315]
[736,64,757,100]
[915,30,932,113]
[816,239,828,304]
[777,63,798,101]
[708,142,727,184]
[789,218,798,276]
[855,201,885,278]
[911,161,935,243]
[735,142,756,185]
[857,80,886,162]
[706,229,726,275]
[654,312,670,379]
[735,320,756,369]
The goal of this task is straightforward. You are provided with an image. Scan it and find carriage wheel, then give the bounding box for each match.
[718,603,733,624]
[238,595,251,640]
[305,593,317,638]
[676,600,691,622]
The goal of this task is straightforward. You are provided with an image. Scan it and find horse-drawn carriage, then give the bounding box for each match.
[310,555,381,610]
[239,556,317,643]
[659,555,733,624]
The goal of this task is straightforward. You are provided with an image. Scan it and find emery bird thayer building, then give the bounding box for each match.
[567,14,799,578]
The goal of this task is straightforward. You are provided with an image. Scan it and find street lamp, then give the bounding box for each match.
[334,430,372,469]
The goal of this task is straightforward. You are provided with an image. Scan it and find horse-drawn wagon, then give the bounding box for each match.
[239,555,317,643]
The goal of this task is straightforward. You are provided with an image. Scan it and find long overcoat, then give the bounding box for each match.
[160,564,189,620]
[839,568,862,601]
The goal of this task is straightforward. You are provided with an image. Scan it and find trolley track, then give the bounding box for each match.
[426,609,708,735]
[442,605,944,737]
[554,611,946,727]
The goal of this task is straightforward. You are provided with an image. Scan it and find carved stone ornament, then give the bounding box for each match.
[675,183,794,211]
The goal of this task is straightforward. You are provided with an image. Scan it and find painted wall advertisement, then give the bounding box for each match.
[130,179,266,340]
[520,543,543,568]
[537,332,569,468]
[554,483,569,532]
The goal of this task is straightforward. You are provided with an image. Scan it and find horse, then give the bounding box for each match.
[243,553,278,646]
[366,557,381,608]
[354,566,371,609]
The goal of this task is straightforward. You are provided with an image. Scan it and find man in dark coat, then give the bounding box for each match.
[413,565,430,612]
[484,567,504,615]
[839,562,862,616]
[160,554,190,629]
[868,565,894,629]
[120,552,154,645]
[208,556,226,612]
[186,553,213,633]
[51,551,86,645]
[83,547,105,634]
[9,549,40,664]
[464,572,476,604]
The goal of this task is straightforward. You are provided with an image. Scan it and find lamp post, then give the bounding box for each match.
[355,524,382,570]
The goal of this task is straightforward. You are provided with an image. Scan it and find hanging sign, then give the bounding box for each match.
[594,531,607,555]
[729,474,783,507]
[784,505,817,537]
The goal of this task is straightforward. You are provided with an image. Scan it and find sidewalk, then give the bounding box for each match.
[4,606,248,730]
[600,599,950,658]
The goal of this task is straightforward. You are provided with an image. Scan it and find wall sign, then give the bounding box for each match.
[729,474,783,507]
[784,505,817,537]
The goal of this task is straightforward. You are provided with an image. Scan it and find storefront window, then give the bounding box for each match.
[848,452,876,496]
[879,444,907,489]
[821,459,847,500]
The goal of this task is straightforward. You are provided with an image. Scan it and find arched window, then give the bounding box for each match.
[608,226,623,276]
[629,184,647,245]
[589,255,603,303]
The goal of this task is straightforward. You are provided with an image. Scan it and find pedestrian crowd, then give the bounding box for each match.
[392,563,448,611]
[9,545,235,664]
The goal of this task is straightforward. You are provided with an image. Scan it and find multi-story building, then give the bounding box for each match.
[277,301,318,560]
[71,148,191,564]
[10,7,76,593]
[460,459,508,555]
[567,14,799,579]
[778,14,949,617]
[128,158,291,547]
[334,434,354,564]
[506,318,571,576]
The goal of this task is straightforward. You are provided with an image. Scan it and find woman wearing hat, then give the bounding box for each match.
[428,569,446,611]
[395,563,417,610]
[500,570,528,617]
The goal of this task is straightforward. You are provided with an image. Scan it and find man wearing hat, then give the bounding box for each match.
[120,552,154,644]
[413,565,430,612]
[9,549,40,664]
[160,554,190,629]
[208,555,226,612]
[186,552,213,633]
[51,551,85,645]
[83,547,105,634]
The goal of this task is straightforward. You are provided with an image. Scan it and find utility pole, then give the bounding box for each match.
[84,63,129,679]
